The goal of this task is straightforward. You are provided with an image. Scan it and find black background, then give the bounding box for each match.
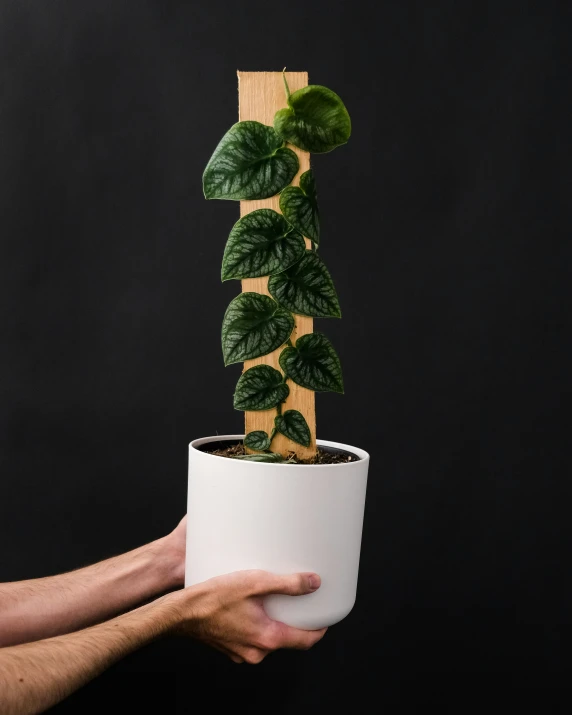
[1,0,571,711]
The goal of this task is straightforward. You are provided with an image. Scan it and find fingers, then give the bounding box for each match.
[247,571,321,597]
[209,642,245,664]
[275,625,328,650]
[226,627,325,664]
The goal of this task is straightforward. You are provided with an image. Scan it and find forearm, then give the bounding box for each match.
[0,536,181,647]
[0,594,180,715]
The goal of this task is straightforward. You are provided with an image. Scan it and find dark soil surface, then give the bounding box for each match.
[208,442,358,464]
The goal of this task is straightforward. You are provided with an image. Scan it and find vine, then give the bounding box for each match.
[202,72,351,462]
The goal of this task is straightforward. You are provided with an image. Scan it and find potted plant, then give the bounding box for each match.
[185,71,369,629]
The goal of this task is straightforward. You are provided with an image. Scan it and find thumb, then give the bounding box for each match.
[250,572,321,597]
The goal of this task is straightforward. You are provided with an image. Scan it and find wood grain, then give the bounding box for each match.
[237,71,316,458]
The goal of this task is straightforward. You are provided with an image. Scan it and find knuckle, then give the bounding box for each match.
[306,630,326,648]
[244,649,265,665]
[298,638,314,651]
[257,633,279,651]
[245,570,266,594]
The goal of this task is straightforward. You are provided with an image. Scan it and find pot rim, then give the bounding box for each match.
[189,434,369,468]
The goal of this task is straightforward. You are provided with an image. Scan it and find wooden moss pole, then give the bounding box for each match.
[238,71,316,458]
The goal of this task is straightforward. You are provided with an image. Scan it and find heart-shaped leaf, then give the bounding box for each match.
[232,452,285,463]
[203,121,299,200]
[274,85,351,154]
[274,410,311,447]
[279,170,320,244]
[234,364,290,411]
[279,333,344,393]
[222,209,306,281]
[244,430,271,451]
[268,251,341,318]
[222,293,294,366]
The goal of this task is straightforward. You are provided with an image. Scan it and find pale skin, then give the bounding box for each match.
[0,517,326,714]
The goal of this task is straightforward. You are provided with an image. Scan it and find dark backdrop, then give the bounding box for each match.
[1,0,571,711]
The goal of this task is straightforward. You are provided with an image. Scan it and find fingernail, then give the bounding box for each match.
[308,574,320,591]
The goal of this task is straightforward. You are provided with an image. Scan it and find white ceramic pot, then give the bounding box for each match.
[185,435,369,629]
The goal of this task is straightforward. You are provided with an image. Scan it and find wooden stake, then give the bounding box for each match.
[238,71,316,458]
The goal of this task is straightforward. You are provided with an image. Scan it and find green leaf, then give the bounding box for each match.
[203,121,299,200]
[234,365,290,411]
[279,333,344,393]
[232,452,285,463]
[279,170,320,243]
[221,293,294,366]
[222,209,306,281]
[244,430,271,451]
[274,86,351,154]
[274,410,311,447]
[268,251,341,318]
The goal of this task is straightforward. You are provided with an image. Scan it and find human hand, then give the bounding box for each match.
[168,570,327,663]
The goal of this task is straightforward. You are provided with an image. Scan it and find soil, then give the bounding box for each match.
[208,442,358,464]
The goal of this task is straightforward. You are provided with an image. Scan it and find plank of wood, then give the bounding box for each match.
[237,70,316,458]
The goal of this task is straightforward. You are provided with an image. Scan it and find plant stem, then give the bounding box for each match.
[268,423,278,449]
[282,68,291,100]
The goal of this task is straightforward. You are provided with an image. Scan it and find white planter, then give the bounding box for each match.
[185,435,369,629]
